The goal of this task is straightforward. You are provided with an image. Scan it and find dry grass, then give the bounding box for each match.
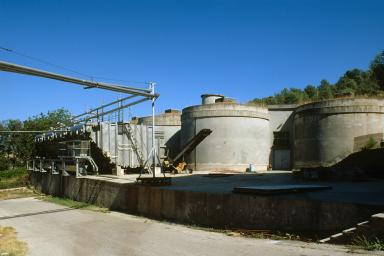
[0,188,36,201]
[0,226,27,256]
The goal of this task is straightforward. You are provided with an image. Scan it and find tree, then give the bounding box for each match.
[0,108,72,163]
[370,52,384,90]
[318,80,333,100]
[248,51,384,105]
[304,85,317,101]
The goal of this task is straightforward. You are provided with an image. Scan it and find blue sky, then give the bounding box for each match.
[1,0,383,120]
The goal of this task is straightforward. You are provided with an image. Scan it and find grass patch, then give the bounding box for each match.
[0,188,36,201]
[352,235,384,251]
[0,167,29,189]
[40,196,109,213]
[0,226,28,256]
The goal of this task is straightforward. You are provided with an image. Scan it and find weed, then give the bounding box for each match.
[40,196,109,213]
[352,235,384,251]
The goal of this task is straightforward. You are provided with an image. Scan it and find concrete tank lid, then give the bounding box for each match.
[182,102,269,120]
[295,97,384,114]
[201,93,225,98]
[137,110,181,126]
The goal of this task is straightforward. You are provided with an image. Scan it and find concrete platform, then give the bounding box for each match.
[89,171,384,206]
[30,171,384,237]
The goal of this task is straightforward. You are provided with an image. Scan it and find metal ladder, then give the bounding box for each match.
[122,123,146,168]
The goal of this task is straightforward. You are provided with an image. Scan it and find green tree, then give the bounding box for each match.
[318,80,333,100]
[370,52,384,90]
[304,85,317,101]
[0,108,71,163]
[248,51,384,105]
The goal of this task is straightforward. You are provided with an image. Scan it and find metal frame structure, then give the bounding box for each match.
[0,60,159,178]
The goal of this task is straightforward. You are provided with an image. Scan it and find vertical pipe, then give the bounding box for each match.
[76,158,79,177]
[151,83,156,178]
[51,161,55,174]
[115,116,119,173]
[61,159,65,176]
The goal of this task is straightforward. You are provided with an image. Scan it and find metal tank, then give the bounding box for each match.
[89,109,181,171]
[181,95,271,172]
[293,98,384,169]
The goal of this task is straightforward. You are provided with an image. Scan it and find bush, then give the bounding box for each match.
[364,137,378,150]
[0,167,28,189]
[0,155,9,171]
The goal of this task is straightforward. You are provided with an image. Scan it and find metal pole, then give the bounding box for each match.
[151,82,156,178]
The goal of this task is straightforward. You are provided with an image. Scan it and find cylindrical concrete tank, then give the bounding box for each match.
[138,109,181,159]
[181,100,270,172]
[293,98,384,169]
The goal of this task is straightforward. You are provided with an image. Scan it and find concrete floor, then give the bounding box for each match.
[89,171,384,206]
[0,197,382,256]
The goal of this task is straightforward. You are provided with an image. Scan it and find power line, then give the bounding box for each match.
[0,46,93,79]
[0,46,149,85]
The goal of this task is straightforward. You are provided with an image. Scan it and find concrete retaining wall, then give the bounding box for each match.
[30,172,384,236]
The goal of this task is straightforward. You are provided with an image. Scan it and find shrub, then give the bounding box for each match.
[0,155,9,171]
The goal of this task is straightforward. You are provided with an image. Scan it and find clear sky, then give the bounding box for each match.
[1,0,383,121]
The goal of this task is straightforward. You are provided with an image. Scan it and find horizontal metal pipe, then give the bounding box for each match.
[72,95,138,120]
[73,97,151,124]
[0,61,158,98]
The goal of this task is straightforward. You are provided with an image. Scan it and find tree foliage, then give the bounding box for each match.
[0,108,71,165]
[250,51,384,105]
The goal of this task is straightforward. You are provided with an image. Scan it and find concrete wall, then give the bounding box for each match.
[181,103,271,172]
[293,98,384,168]
[267,105,297,170]
[30,172,384,236]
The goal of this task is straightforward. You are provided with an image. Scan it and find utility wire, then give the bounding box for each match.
[0,46,149,85]
[0,46,93,79]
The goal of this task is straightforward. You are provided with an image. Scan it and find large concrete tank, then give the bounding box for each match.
[181,95,271,172]
[293,98,384,169]
[137,109,181,159]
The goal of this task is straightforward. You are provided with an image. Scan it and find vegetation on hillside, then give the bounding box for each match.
[0,108,71,169]
[249,52,384,105]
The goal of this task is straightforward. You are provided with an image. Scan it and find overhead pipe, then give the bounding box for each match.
[0,61,158,98]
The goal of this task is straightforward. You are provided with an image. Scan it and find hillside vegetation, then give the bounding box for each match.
[250,52,384,105]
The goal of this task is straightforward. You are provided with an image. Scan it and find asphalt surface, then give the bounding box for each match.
[0,197,382,256]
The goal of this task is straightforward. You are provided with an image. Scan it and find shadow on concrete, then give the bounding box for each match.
[0,207,74,220]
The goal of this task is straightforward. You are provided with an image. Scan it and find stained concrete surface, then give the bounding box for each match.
[30,171,384,235]
[93,171,384,206]
[0,197,380,256]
